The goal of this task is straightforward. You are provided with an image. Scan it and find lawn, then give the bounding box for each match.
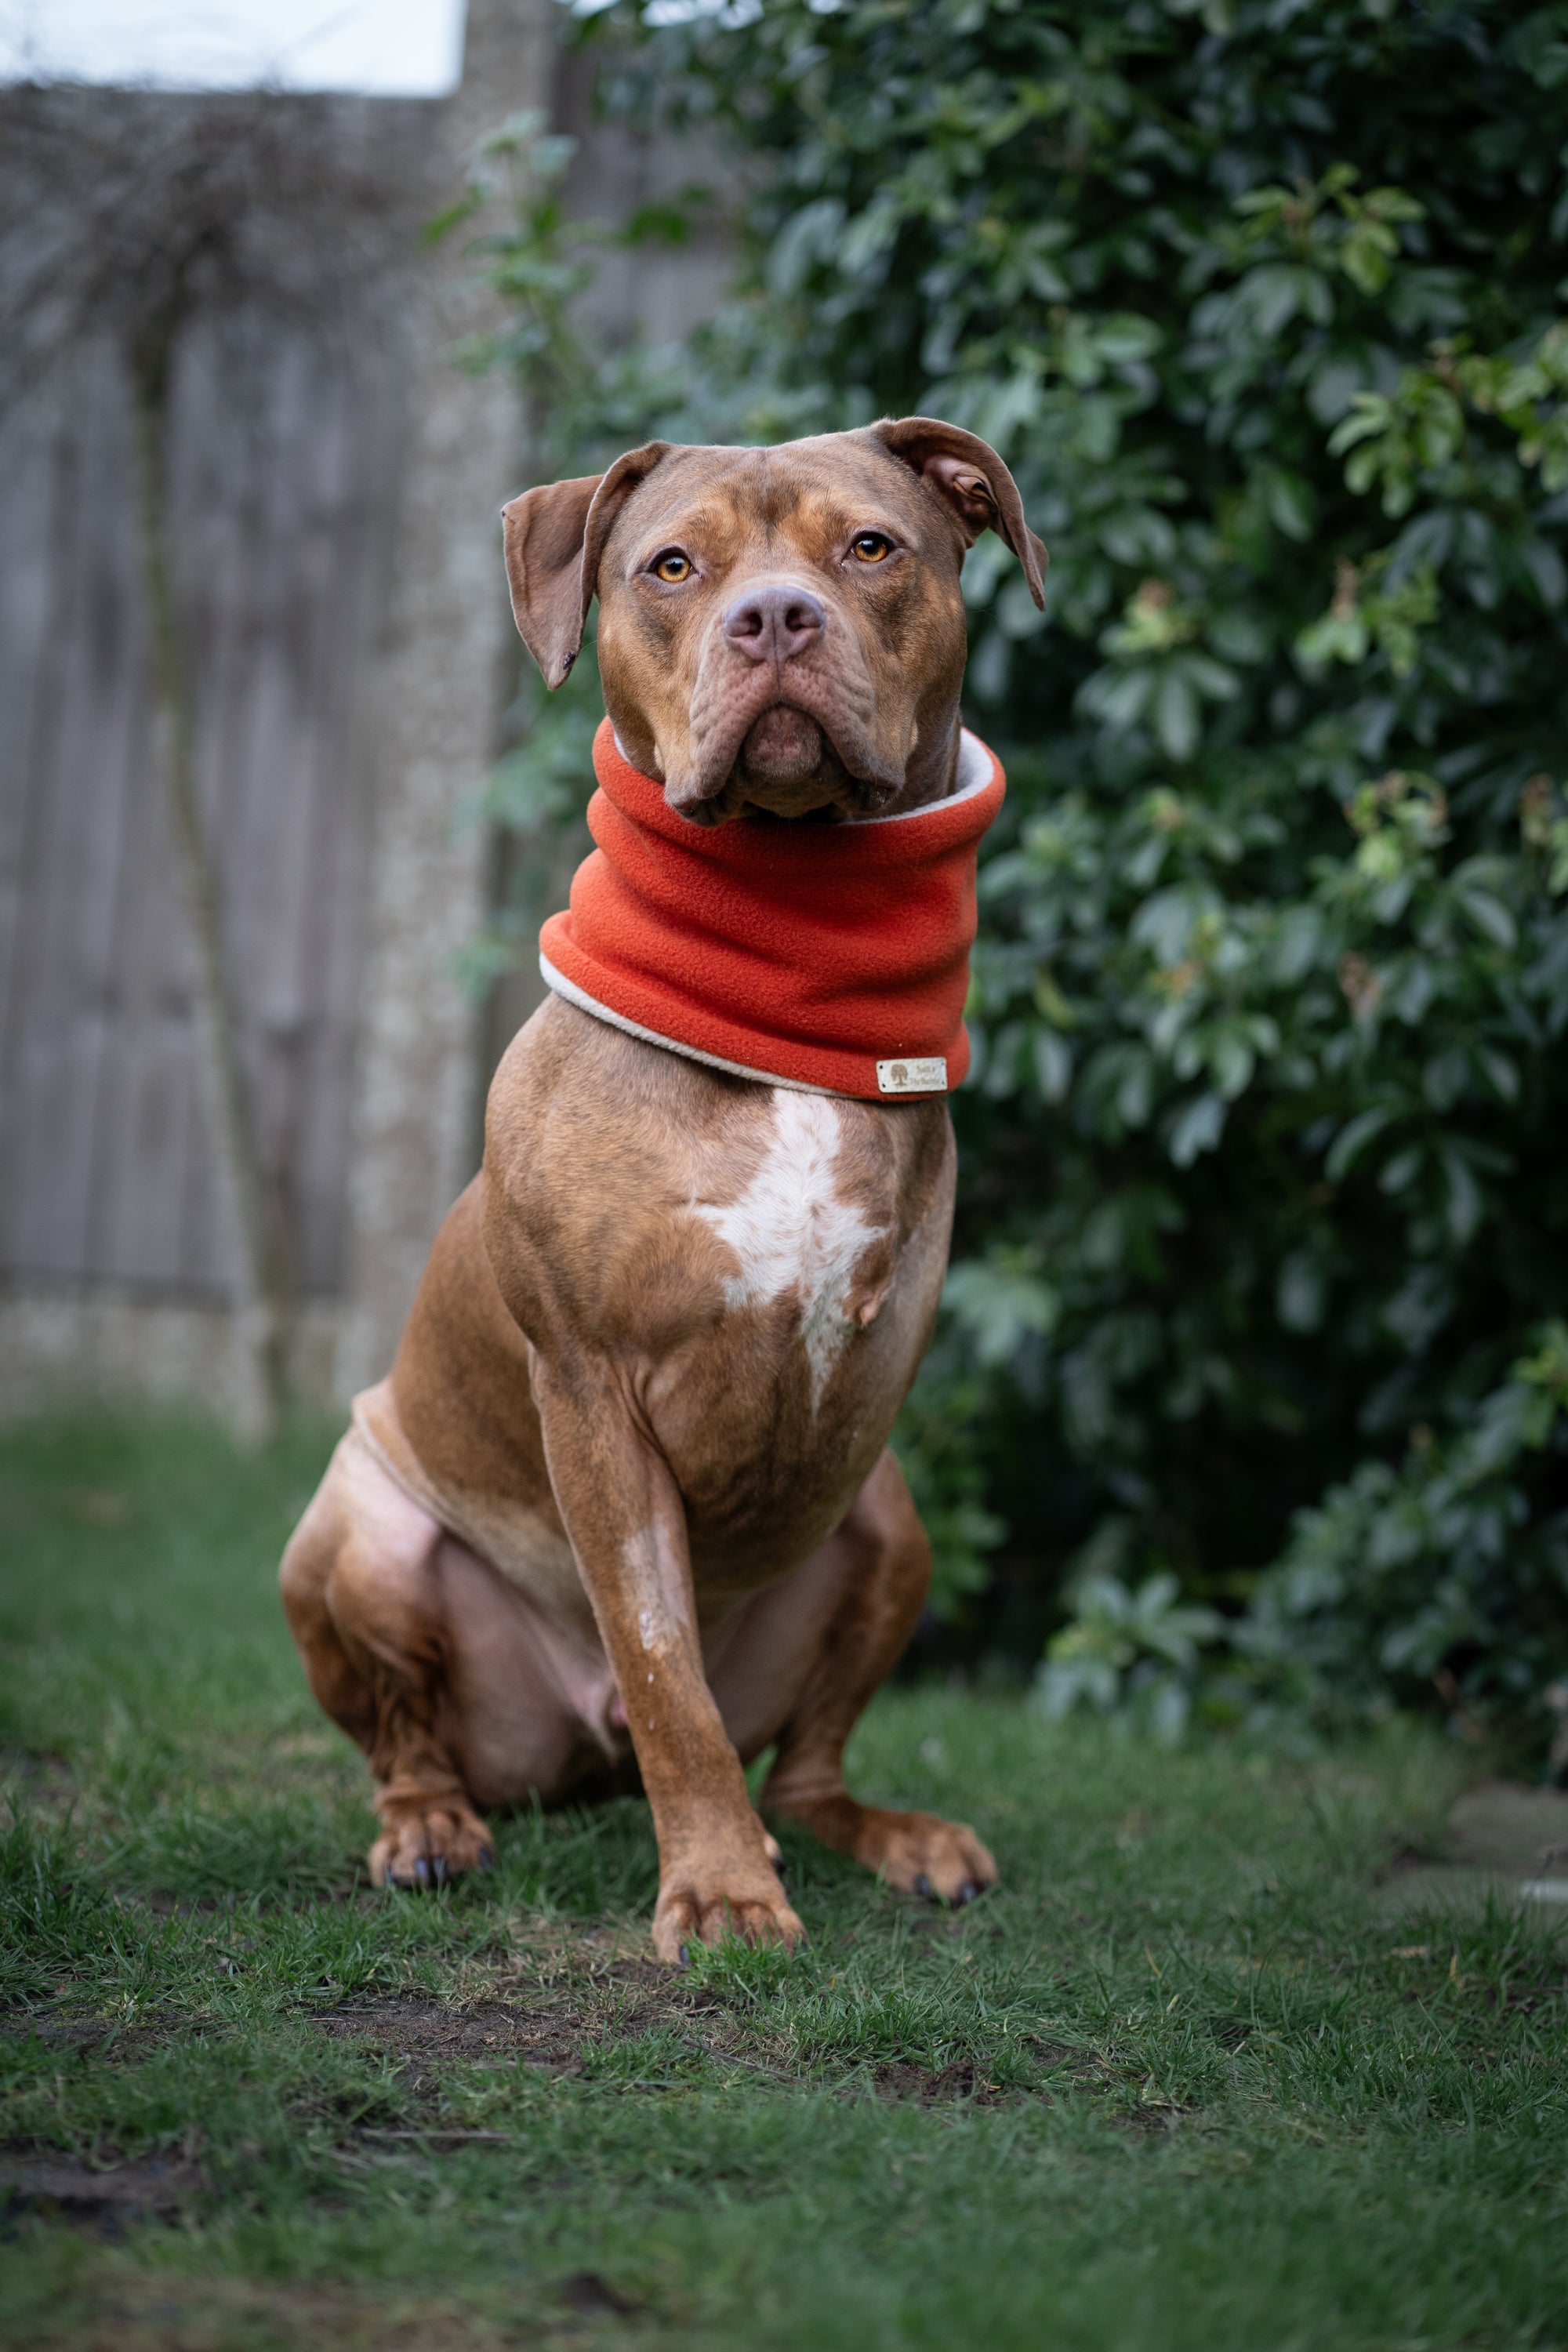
[2,1414,1566,2351]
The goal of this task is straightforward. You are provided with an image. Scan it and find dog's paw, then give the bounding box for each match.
[864,1807,997,1904]
[774,1794,996,1906]
[652,1866,804,1964]
[368,1800,494,1891]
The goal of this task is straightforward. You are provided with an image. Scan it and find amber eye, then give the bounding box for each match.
[652,549,691,583]
[850,531,893,564]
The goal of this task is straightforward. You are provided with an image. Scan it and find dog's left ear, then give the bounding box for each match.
[502,441,673,687]
[868,417,1047,609]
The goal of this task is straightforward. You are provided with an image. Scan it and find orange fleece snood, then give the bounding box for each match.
[539,717,1005,1101]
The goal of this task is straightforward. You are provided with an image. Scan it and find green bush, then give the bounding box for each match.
[478,0,1568,1749]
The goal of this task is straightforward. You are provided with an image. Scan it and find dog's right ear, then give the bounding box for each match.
[501,472,601,688]
[501,442,672,687]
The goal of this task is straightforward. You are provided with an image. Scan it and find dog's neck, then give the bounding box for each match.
[879,711,964,816]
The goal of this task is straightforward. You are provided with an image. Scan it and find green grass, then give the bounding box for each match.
[1,1414,1566,2351]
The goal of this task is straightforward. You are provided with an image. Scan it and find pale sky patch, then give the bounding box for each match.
[0,1,467,96]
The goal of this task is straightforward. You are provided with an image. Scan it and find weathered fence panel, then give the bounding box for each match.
[0,99,426,1305]
[0,3,724,1423]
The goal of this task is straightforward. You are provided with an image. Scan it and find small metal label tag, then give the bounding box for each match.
[877,1056,948,1095]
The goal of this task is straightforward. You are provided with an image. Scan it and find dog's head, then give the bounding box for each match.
[501,420,1045,824]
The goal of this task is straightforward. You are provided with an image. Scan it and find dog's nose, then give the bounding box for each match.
[722,583,826,664]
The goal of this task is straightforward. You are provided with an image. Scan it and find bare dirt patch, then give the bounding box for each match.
[312,1962,1014,2105]
[558,2270,644,2318]
[22,2277,557,2351]
[0,2014,169,2062]
[0,2149,207,2234]
[0,1747,79,1822]
[315,1993,597,2079]
[313,1956,765,2085]
[869,2056,1007,2104]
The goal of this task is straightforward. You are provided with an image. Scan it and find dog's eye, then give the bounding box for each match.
[652,550,691,583]
[850,532,893,564]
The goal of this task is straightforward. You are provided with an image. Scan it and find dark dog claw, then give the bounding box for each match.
[413,1859,431,1889]
[477,1848,495,1875]
[958,1880,978,1905]
[430,1857,449,1887]
[678,1944,691,1968]
[915,1874,934,1899]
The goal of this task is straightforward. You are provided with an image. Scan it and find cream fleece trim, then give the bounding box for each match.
[844,727,994,823]
[539,956,859,1098]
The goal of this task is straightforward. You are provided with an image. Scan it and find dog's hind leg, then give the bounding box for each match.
[280,1432,493,1888]
[713,1450,997,1904]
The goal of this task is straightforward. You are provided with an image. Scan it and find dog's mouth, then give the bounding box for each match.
[740,704,826,786]
[676,702,898,828]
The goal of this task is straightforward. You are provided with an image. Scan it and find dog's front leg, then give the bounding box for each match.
[532,1357,805,1962]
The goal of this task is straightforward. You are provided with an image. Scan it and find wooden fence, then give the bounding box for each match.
[0,7,727,1425]
[1,298,405,1302]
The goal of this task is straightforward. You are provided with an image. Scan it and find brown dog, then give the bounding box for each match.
[280,419,1045,1960]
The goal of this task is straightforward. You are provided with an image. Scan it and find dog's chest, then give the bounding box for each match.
[688,1091,898,1411]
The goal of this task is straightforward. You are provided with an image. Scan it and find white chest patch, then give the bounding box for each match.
[691,1091,887,1410]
